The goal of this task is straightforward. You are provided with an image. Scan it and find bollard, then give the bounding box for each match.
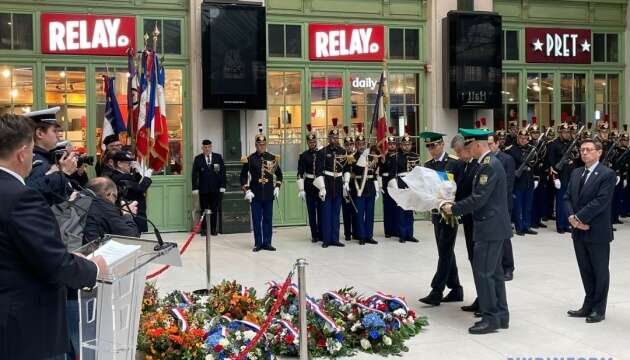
[296,258,308,360]
[205,209,212,292]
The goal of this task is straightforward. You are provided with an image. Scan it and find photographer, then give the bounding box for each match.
[84,177,140,241]
[110,151,152,232]
[96,134,123,177]
[24,107,76,205]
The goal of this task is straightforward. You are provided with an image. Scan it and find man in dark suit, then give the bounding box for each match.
[0,113,107,360]
[84,177,140,242]
[442,128,511,334]
[110,151,153,233]
[192,139,226,235]
[564,138,616,323]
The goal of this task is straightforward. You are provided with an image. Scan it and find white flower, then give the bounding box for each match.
[383,335,392,346]
[205,354,214,360]
[360,338,372,350]
[393,309,406,317]
[326,338,339,354]
[351,321,362,332]
[243,330,256,341]
[219,338,229,347]
[281,313,293,321]
[249,353,257,360]
[235,331,243,341]
[347,313,355,321]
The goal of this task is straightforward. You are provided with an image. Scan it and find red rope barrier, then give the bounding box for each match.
[232,271,294,360]
[145,215,205,280]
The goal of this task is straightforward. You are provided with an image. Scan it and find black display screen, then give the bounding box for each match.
[201,3,267,109]
[444,11,502,109]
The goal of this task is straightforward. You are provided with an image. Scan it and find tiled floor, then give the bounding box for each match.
[151,220,630,360]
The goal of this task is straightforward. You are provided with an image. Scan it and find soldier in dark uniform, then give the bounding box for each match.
[313,118,351,248]
[350,124,379,245]
[419,132,465,306]
[24,107,76,205]
[297,124,322,243]
[548,122,574,233]
[341,126,356,241]
[395,128,420,243]
[96,134,123,176]
[507,124,537,236]
[528,121,549,229]
[110,151,153,232]
[606,126,624,225]
[504,120,518,148]
[240,125,283,252]
[594,120,612,160]
[441,128,511,334]
[380,127,399,239]
[349,126,368,241]
[192,139,227,236]
[619,129,630,217]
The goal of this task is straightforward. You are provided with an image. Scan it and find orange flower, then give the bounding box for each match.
[168,334,184,345]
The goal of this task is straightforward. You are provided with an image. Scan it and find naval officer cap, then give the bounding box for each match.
[24,106,61,126]
[459,128,491,145]
[112,151,135,162]
[419,131,445,145]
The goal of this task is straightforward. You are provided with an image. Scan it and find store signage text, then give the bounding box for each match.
[309,24,384,61]
[525,28,591,64]
[351,76,378,90]
[41,13,136,56]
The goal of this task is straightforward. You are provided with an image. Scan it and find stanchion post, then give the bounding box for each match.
[296,258,308,360]
[205,209,212,292]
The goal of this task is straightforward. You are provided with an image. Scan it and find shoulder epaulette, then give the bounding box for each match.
[448,154,459,160]
[504,145,513,151]
[347,155,356,164]
[32,159,44,167]
[240,155,248,164]
[482,156,491,165]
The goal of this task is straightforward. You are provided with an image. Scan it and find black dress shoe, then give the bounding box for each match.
[473,311,482,318]
[567,308,590,317]
[252,247,262,252]
[537,223,548,228]
[586,312,605,323]
[524,229,538,235]
[515,231,525,236]
[332,242,345,247]
[504,271,514,281]
[442,288,464,302]
[211,231,219,236]
[407,237,420,243]
[365,238,378,245]
[419,293,442,306]
[385,235,391,238]
[613,219,623,225]
[461,302,479,312]
[399,238,406,243]
[263,245,276,251]
[345,236,351,241]
[557,229,565,234]
[359,240,366,245]
[311,238,319,243]
[468,321,498,334]
[322,243,329,248]
[500,318,509,329]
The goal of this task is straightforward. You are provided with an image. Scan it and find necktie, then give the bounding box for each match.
[206,155,210,166]
[578,169,590,193]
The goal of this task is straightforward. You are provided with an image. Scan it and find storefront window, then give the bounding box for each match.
[161,68,184,175]
[594,73,620,126]
[0,65,33,115]
[0,12,33,50]
[95,68,129,156]
[311,72,343,137]
[526,72,554,127]
[45,66,87,149]
[495,72,519,129]
[268,71,302,169]
[350,72,380,131]
[593,33,619,63]
[560,73,586,124]
[389,73,419,150]
[268,24,301,58]
[389,28,420,60]
[143,18,182,55]
[502,30,519,61]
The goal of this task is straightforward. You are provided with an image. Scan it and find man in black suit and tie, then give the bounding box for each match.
[192,139,226,235]
[564,138,615,323]
[0,113,107,360]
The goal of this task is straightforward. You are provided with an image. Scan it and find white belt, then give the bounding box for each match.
[381,172,389,177]
[355,175,374,179]
[397,172,408,177]
[324,170,343,177]
[304,173,315,179]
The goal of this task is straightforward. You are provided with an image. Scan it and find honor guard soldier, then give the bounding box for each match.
[504,120,519,148]
[341,126,357,241]
[549,122,575,233]
[240,125,283,252]
[110,151,153,232]
[394,127,420,243]
[350,124,380,245]
[297,124,322,242]
[507,121,537,236]
[314,118,352,248]
[528,119,549,229]
[594,118,613,159]
[620,127,630,217]
[419,131,465,306]
[607,122,625,225]
[380,127,400,239]
[441,128,511,335]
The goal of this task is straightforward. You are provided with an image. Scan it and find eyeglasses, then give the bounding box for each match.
[580,148,598,153]
[425,143,439,149]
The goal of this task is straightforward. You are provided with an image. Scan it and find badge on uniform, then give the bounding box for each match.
[479,174,488,185]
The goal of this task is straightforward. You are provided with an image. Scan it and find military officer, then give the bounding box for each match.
[110,151,153,232]
[528,120,549,229]
[441,128,511,335]
[504,120,519,148]
[419,132,465,306]
[507,123,537,236]
[350,124,379,245]
[314,118,351,248]
[607,125,625,225]
[240,125,283,252]
[619,128,630,217]
[393,127,420,243]
[297,124,322,243]
[548,122,575,233]
[380,127,400,239]
[594,119,612,159]
[341,126,357,241]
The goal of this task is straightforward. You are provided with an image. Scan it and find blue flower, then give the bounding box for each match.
[288,304,298,315]
[369,330,380,340]
[361,313,386,329]
[205,331,224,347]
[227,322,241,331]
[336,333,345,343]
[391,320,401,330]
[389,302,400,310]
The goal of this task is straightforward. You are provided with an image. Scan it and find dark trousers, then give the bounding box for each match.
[383,191,399,237]
[555,186,571,231]
[356,195,375,240]
[502,238,514,272]
[573,239,610,315]
[532,183,547,225]
[251,200,273,248]
[305,193,322,240]
[473,240,509,327]
[200,191,221,234]
[623,182,630,215]
[430,219,461,294]
[612,182,623,223]
[322,194,343,245]
[399,208,414,240]
[341,197,354,238]
[463,215,474,262]
[513,188,534,232]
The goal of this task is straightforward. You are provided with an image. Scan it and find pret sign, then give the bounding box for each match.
[309,24,384,61]
[526,28,591,64]
[41,13,136,56]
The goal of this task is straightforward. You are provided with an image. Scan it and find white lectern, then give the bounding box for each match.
[75,235,182,360]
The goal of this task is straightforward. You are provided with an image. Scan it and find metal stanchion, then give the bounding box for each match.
[194,210,212,295]
[296,258,308,360]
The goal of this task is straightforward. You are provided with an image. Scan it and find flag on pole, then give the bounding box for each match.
[101,75,126,150]
[374,72,389,154]
[127,48,138,146]
[149,56,169,171]
[136,51,153,159]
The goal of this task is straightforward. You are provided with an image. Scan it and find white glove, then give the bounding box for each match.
[219,187,226,193]
[374,180,381,200]
[273,187,280,199]
[343,184,349,198]
[297,178,305,200]
[131,161,142,174]
[144,168,153,178]
[616,176,621,185]
[319,188,327,201]
[625,179,628,188]
[244,190,255,203]
[378,177,385,194]
[554,179,561,190]
[387,178,398,190]
[192,189,199,195]
[298,190,306,201]
[534,180,539,189]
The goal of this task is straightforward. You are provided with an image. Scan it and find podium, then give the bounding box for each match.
[75,235,182,360]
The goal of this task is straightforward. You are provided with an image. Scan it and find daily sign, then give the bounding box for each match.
[41,13,136,56]
[525,28,591,64]
[309,24,384,61]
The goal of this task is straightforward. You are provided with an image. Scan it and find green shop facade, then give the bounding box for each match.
[0,0,191,231]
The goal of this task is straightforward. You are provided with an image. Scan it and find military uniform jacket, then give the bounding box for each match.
[380,151,398,193]
[192,153,227,193]
[595,136,613,162]
[110,169,152,217]
[531,140,550,182]
[506,144,535,189]
[452,152,512,242]
[315,144,350,197]
[240,151,283,202]
[457,159,479,201]
[495,151,516,213]
[548,138,574,184]
[396,150,420,189]
[297,149,319,198]
[350,150,378,197]
[25,146,72,205]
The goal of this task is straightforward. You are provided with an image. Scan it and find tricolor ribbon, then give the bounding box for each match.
[370,292,410,312]
[323,291,348,305]
[272,319,299,338]
[178,291,193,305]
[169,307,189,332]
[306,296,341,333]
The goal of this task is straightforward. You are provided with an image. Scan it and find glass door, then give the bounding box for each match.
[593,73,620,127]
[560,72,587,125]
[45,66,87,150]
[310,72,344,138]
[526,72,554,128]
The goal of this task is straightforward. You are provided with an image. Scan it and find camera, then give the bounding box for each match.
[50,140,94,166]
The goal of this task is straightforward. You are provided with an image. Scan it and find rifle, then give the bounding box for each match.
[555,125,585,171]
[602,138,619,167]
[515,128,550,178]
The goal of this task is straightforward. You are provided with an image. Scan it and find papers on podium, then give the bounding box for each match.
[90,240,141,266]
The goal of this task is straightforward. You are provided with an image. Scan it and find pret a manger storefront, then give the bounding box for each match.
[0,1,190,231]
[266,0,427,225]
